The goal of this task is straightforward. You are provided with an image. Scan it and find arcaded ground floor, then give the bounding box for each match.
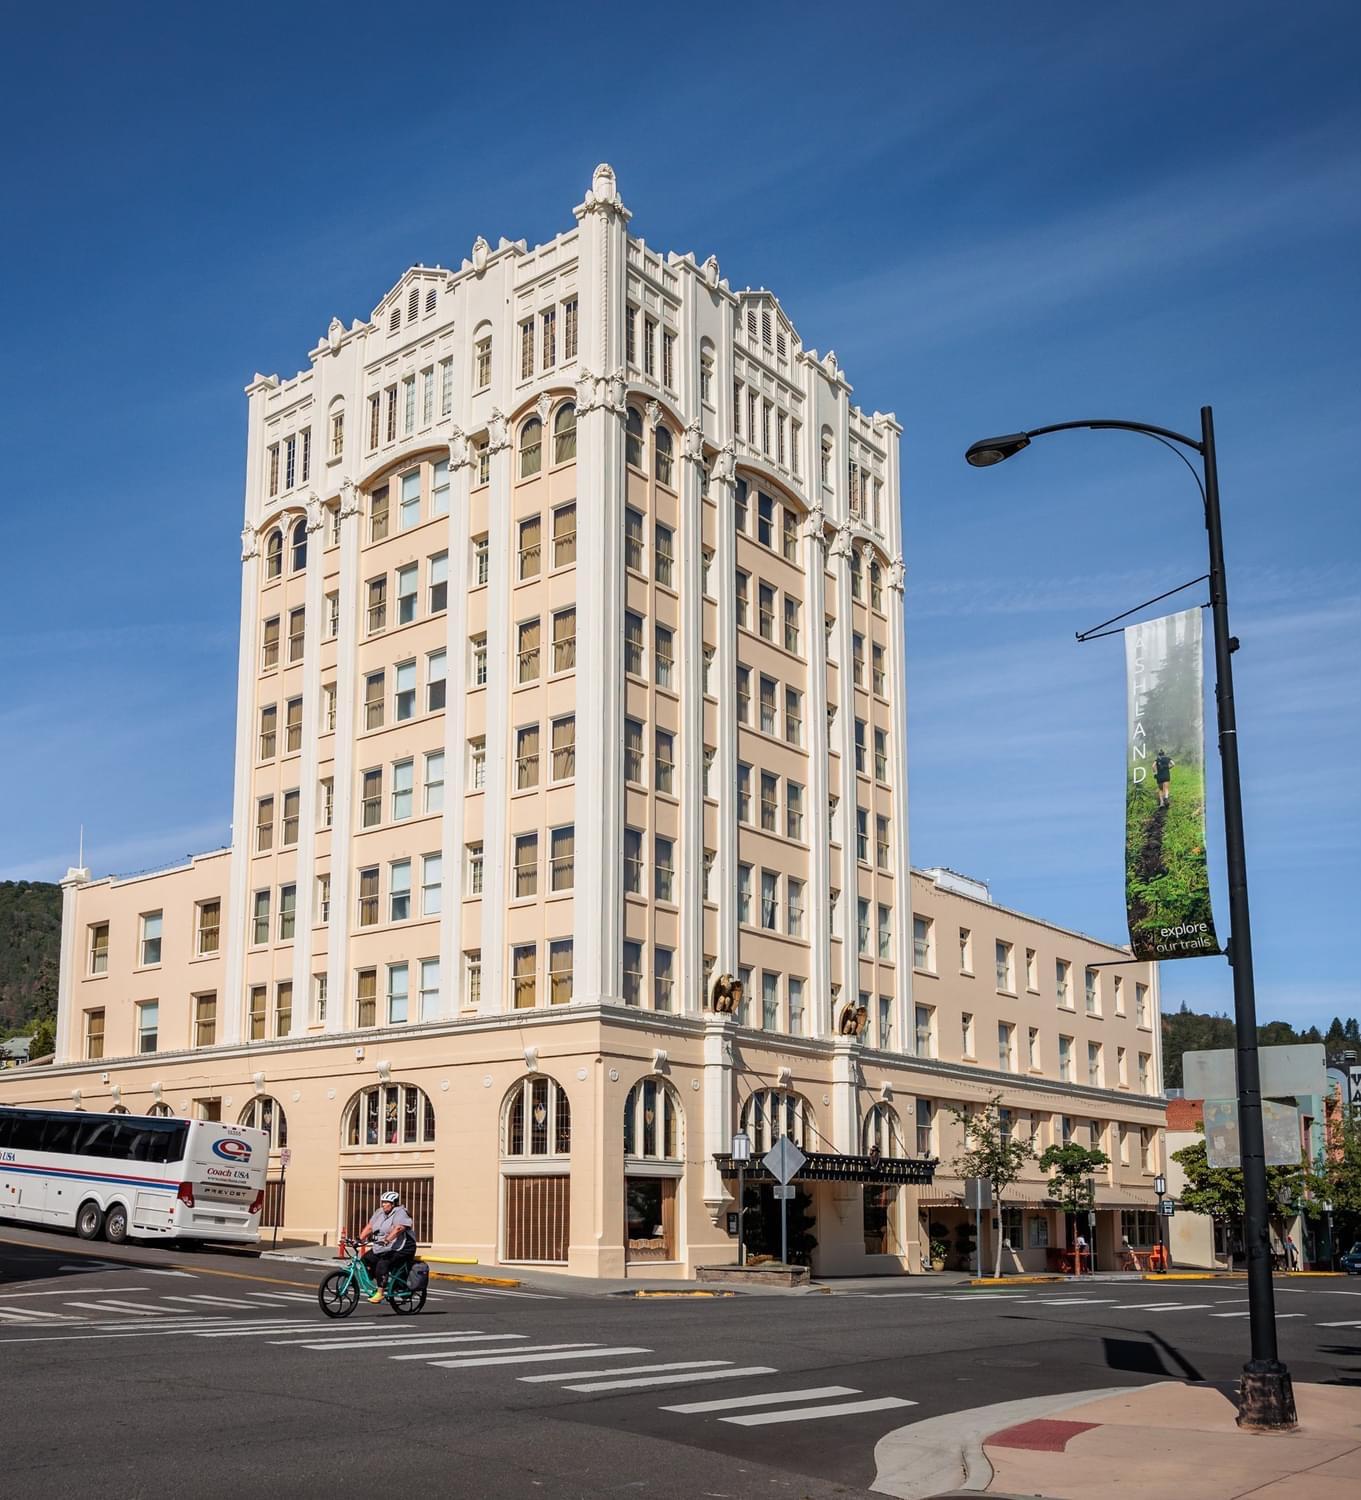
[0,1005,1166,1279]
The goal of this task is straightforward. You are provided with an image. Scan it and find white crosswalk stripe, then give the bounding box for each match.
[0,1307,79,1323]
[522,1361,733,1385]
[162,1295,264,1310]
[1318,1320,1361,1328]
[721,1396,915,1427]
[662,1385,861,1414]
[1211,1312,1304,1320]
[560,1366,777,1393]
[283,1333,527,1351]
[422,1345,651,1370]
[63,1301,165,1316]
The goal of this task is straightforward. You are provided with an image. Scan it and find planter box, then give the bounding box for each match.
[696,1263,811,1288]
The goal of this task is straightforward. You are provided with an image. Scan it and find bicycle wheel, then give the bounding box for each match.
[318,1269,360,1319]
[388,1279,427,1316]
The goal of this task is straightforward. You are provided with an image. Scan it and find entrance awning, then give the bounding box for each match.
[713,1151,937,1186]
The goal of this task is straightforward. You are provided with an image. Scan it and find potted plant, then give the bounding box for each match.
[929,1238,949,1271]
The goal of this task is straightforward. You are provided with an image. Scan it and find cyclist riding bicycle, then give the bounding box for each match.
[357,1190,416,1303]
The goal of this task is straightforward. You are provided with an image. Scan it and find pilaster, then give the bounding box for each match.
[223,533,261,1047]
[829,1036,862,1153]
[802,511,832,1038]
[54,867,89,1063]
[678,417,706,1013]
[831,526,861,1021]
[702,1013,737,1222]
[886,554,912,1051]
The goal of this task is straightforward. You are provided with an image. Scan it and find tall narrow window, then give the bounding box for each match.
[552,504,577,567]
[553,402,576,463]
[553,609,576,672]
[429,552,448,614]
[517,619,540,683]
[551,715,576,780]
[519,418,542,478]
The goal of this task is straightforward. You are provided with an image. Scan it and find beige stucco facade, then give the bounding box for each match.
[1,166,1166,1277]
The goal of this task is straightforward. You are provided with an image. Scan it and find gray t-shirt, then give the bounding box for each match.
[366,1205,414,1249]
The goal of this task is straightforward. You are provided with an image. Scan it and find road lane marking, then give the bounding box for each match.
[1318,1320,1361,1327]
[1211,1312,1304,1319]
[1111,1302,1207,1311]
[0,1287,153,1299]
[521,1361,735,1385]
[143,1270,196,1278]
[0,1307,78,1322]
[721,1396,916,1426]
[162,1295,263,1309]
[421,1345,650,1369]
[662,1385,862,1413]
[63,1301,164,1316]
[283,1333,527,1351]
[1014,1298,1119,1306]
[562,1366,778,1393]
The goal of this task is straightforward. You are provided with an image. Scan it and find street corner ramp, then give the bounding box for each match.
[870,1386,1132,1499]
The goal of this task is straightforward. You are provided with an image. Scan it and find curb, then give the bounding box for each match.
[968,1275,1065,1286]
[429,1271,522,1288]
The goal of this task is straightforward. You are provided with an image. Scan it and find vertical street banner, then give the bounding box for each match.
[1124,607,1222,960]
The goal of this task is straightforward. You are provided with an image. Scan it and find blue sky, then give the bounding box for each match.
[2,3,1357,1030]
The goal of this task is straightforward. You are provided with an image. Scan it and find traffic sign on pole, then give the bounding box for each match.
[763,1137,806,1186]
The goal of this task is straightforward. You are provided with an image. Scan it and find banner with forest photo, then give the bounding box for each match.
[1124,607,1222,960]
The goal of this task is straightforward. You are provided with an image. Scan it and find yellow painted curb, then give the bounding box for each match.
[634,1289,727,1298]
[421,1256,480,1266]
[430,1271,522,1288]
[1143,1272,1231,1280]
[969,1275,1064,1286]
[1282,1271,1344,1278]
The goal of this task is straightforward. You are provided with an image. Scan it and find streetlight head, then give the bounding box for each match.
[965,433,1031,468]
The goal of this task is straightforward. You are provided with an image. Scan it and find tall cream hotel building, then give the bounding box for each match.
[2,168,1166,1276]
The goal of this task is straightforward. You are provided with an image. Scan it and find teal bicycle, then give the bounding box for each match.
[318,1238,428,1318]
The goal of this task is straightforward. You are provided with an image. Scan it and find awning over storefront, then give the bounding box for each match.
[713,1151,937,1186]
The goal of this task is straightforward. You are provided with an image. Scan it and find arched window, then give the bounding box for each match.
[625,406,644,469]
[654,425,673,487]
[342,1083,436,1148]
[553,402,577,465]
[502,1075,571,1158]
[291,519,307,574]
[820,428,834,488]
[519,417,543,478]
[147,1102,173,1118]
[739,1089,815,1155]
[472,323,493,391]
[623,1078,683,1161]
[861,1103,902,1157]
[869,559,882,610]
[239,1094,289,1150]
[265,529,284,580]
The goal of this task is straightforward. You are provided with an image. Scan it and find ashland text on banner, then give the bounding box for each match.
[1124,607,1222,960]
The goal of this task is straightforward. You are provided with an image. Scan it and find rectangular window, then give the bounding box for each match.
[854,718,867,773]
[389,758,413,821]
[760,771,778,832]
[322,683,337,734]
[623,827,643,896]
[414,854,442,919]
[737,666,751,724]
[439,359,453,417]
[512,943,537,1010]
[788,977,805,1036]
[467,842,484,896]
[256,796,275,852]
[783,596,801,654]
[784,687,802,746]
[1057,959,1072,1007]
[1085,967,1100,1015]
[961,1012,974,1056]
[423,649,446,712]
[139,910,162,966]
[655,729,675,795]
[511,617,538,684]
[758,582,775,640]
[552,608,577,673]
[787,878,806,937]
[514,833,538,898]
[858,898,871,955]
[425,751,445,811]
[759,674,776,735]
[541,307,556,369]
[916,1098,934,1156]
[996,940,1014,992]
[393,661,416,722]
[471,634,488,686]
[623,940,644,1007]
[856,808,869,862]
[252,889,271,945]
[737,762,752,824]
[1136,982,1149,1026]
[370,486,389,541]
[515,723,540,790]
[247,986,267,1041]
[737,863,753,925]
[475,336,492,390]
[1058,1034,1073,1083]
[419,958,440,1021]
[287,606,305,663]
[402,378,415,437]
[520,319,534,379]
[261,616,280,671]
[282,788,300,845]
[624,508,644,573]
[135,1000,158,1054]
[325,592,339,639]
[999,1022,1015,1072]
[761,971,779,1029]
[386,963,409,1025]
[915,1006,935,1059]
[542,939,572,1006]
[284,697,302,753]
[563,298,578,361]
[786,781,804,840]
[735,569,749,628]
[877,903,892,960]
[1139,1052,1152,1093]
[624,718,644,784]
[461,950,481,1009]
[196,901,220,956]
[548,503,577,569]
[551,715,575,781]
[367,394,380,450]
[194,993,217,1047]
[913,915,933,970]
[367,578,388,636]
[355,969,377,1028]
[271,980,292,1040]
[654,836,674,903]
[357,868,379,928]
[518,515,541,580]
[277,883,297,940]
[316,873,331,924]
[654,523,674,587]
[872,642,886,697]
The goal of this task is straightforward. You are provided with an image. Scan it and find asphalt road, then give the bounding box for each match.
[1,1226,1356,1499]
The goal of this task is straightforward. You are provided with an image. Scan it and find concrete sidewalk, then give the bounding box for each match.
[872,1380,1361,1499]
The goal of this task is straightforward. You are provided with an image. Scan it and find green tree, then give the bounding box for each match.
[27,1016,55,1060]
[949,1093,1034,1276]
[1039,1143,1112,1217]
[1316,1103,1361,1244]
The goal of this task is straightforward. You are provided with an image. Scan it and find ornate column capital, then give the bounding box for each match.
[710,441,736,486]
[304,491,326,533]
[888,554,906,594]
[240,525,259,562]
[829,519,855,561]
[486,409,510,453]
[448,426,473,471]
[682,418,706,468]
[801,502,828,548]
[337,478,361,521]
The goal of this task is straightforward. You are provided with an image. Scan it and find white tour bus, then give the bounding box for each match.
[0,1105,269,1246]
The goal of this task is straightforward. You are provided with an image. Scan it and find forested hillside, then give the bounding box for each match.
[0,881,61,1039]
[1161,1001,1358,1088]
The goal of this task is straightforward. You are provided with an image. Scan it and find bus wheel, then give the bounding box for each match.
[103,1205,130,1244]
[75,1201,105,1240]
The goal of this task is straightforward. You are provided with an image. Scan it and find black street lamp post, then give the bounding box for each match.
[964,408,1296,1430]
